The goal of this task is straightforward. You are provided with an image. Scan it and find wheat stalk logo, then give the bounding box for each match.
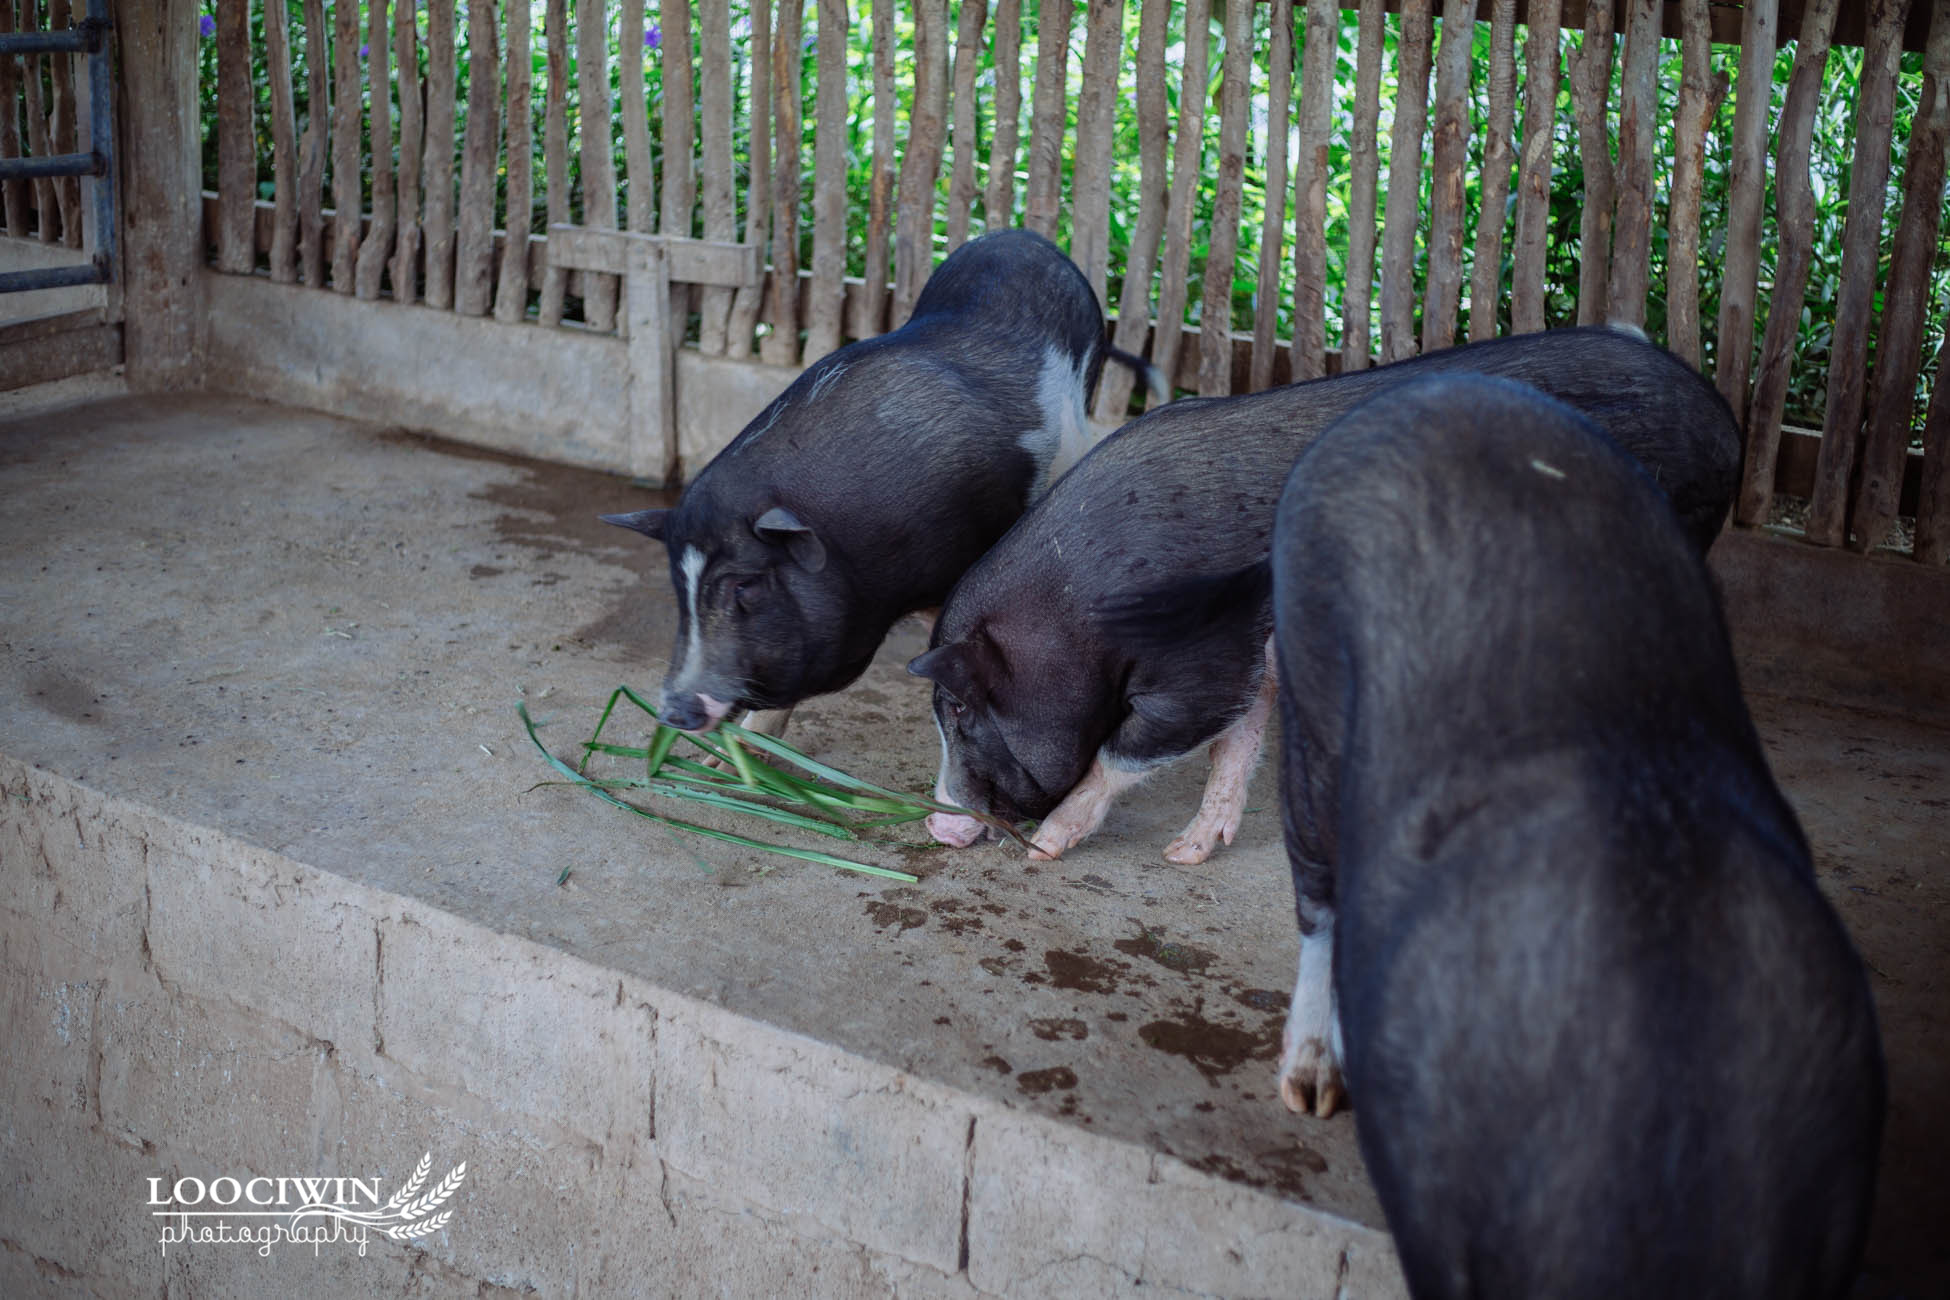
[288,1153,467,1240]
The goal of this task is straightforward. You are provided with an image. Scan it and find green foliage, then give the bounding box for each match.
[196,1,1946,433]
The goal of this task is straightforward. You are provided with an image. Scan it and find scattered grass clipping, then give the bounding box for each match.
[520,686,1029,884]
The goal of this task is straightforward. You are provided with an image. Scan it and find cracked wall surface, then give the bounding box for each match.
[0,759,1405,1298]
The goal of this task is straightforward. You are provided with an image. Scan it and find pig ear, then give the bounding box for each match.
[907,639,992,704]
[600,509,671,542]
[754,506,827,573]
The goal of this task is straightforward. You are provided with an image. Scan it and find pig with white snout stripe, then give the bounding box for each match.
[602,229,1156,736]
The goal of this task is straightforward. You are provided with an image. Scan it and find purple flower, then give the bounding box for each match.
[198,13,215,37]
[644,23,661,49]
[359,42,369,57]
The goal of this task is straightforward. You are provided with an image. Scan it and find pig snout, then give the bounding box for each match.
[927,809,987,847]
[660,691,734,733]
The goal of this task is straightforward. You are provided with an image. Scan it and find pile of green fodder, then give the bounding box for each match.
[520,686,1026,884]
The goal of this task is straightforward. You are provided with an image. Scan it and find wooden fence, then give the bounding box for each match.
[6,0,1948,562]
[0,0,87,250]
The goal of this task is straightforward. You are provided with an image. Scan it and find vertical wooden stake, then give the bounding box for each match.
[1467,0,1517,343]
[1736,0,1841,527]
[1420,0,1477,352]
[1714,0,1779,415]
[1808,0,1911,549]
[806,0,849,361]
[1251,0,1295,392]
[215,0,256,273]
[1021,0,1072,240]
[1665,0,1728,366]
[355,0,397,300]
[1291,0,1338,382]
[493,0,534,320]
[1378,0,1432,362]
[1853,0,1950,555]
[1094,0,1170,421]
[1342,0,1385,368]
[1508,0,1560,336]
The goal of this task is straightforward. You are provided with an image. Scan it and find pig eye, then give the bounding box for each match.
[947,698,967,718]
[733,576,763,612]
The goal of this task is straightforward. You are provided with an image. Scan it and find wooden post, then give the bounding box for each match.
[893,0,949,327]
[806,0,849,361]
[696,0,737,353]
[421,0,456,307]
[297,0,329,287]
[48,0,79,245]
[1467,0,1516,343]
[725,0,772,358]
[1251,0,1295,392]
[356,0,397,300]
[1379,0,1432,362]
[1508,0,1560,335]
[1150,0,1211,400]
[112,0,204,387]
[1605,0,1660,330]
[855,0,897,338]
[455,0,502,316]
[264,0,299,282]
[547,228,759,484]
[760,0,804,365]
[575,0,619,331]
[1021,0,1073,240]
[661,0,695,241]
[1198,0,1252,397]
[1342,0,1385,368]
[214,0,255,273]
[1736,0,1841,528]
[981,0,1022,232]
[1807,0,1911,548]
[329,0,362,291]
[1093,0,1170,421]
[659,0,695,356]
[1568,0,1614,325]
[1916,332,1950,564]
[1852,0,1950,555]
[1665,0,1728,366]
[1291,0,1337,382]
[0,1,21,235]
[1070,0,1123,306]
[493,0,534,320]
[1421,0,1478,351]
[620,0,653,238]
[0,0,24,237]
[538,0,569,324]
[1715,0,1779,415]
[943,0,989,253]
[390,0,423,303]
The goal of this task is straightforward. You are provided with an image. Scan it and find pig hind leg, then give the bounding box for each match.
[1165,638,1277,865]
[1278,900,1345,1118]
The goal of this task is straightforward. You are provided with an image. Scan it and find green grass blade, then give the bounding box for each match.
[520,703,915,882]
[646,724,681,777]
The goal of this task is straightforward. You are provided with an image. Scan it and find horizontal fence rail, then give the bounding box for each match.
[170,0,1950,560]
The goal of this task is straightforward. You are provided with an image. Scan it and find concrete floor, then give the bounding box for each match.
[2,393,1944,1296]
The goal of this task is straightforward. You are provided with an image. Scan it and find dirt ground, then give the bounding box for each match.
[2,394,1944,1296]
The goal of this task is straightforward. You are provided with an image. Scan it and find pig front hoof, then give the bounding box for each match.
[1278,1040,1346,1119]
[1027,820,1082,861]
[927,810,986,848]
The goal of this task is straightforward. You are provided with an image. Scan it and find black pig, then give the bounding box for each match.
[1269,374,1883,1298]
[911,325,1738,861]
[604,229,1151,732]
